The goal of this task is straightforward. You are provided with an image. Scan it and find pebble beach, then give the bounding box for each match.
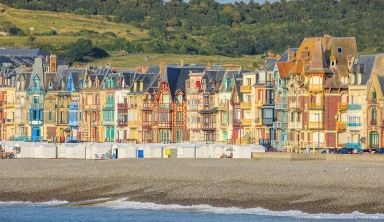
[1,159,384,214]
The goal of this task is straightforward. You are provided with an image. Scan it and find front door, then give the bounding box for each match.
[32,128,40,141]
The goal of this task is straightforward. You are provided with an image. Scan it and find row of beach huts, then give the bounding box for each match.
[0,142,266,159]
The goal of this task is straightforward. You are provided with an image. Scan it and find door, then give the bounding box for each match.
[32,128,40,141]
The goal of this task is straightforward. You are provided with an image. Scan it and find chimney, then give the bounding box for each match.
[180,59,184,67]
[133,81,137,92]
[159,61,166,78]
[288,50,296,62]
[140,80,143,92]
[49,54,57,73]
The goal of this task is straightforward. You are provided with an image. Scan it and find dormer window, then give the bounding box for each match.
[177,95,183,104]
[48,82,53,89]
[337,47,343,53]
[372,89,377,100]
[33,74,39,89]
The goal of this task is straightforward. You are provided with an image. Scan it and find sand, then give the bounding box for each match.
[0,159,384,214]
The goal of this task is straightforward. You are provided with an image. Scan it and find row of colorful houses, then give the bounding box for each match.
[0,36,384,151]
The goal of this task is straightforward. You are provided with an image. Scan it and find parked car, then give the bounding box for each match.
[338,148,362,154]
[67,139,82,143]
[375,148,384,154]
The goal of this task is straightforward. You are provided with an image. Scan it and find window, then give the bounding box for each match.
[337,47,343,53]
[176,112,183,123]
[176,130,183,142]
[33,96,39,104]
[49,111,52,120]
[371,108,377,121]
[48,82,53,89]
[369,131,379,148]
[177,95,183,104]
[372,89,376,100]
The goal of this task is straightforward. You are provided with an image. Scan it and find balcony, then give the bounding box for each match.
[338,103,348,111]
[118,103,128,110]
[275,103,287,110]
[159,103,172,110]
[68,103,79,110]
[308,122,324,129]
[83,104,100,110]
[103,119,115,126]
[30,104,43,109]
[288,122,302,129]
[55,104,64,109]
[240,102,252,110]
[233,119,242,127]
[128,121,139,128]
[308,103,324,110]
[103,103,114,110]
[336,121,347,131]
[218,103,228,111]
[259,139,271,147]
[347,122,361,127]
[370,119,377,126]
[262,117,275,126]
[4,103,15,108]
[271,140,284,149]
[368,99,377,105]
[27,88,44,94]
[256,101,263,108]
[117,120,127,127]
[308,84,323,92]
[201,122,216,131]
[273,121,287,129]
[241,119,252,126]
[68,120,78,127]
[240,85,252,93]
[345,143,361,149]
[289,102,302,110]
[4,119,14,125]
[263,100,274,107]
[254,118,262,126]
[348,104,362,110]
[265,81,274,88]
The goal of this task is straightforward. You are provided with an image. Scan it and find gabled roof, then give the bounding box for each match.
[0,48,45,57]
[306,38,332,74]
[264,58,277,72]
[276,62,294,78]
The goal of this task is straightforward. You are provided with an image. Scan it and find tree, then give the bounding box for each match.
[67,38,108,63]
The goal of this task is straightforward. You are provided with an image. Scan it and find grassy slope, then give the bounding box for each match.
[0,4,263,69]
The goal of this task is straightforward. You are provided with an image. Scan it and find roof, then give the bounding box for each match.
[276,62,294,78]
[279,48,298,62]
[378,76,384,95]
[0,48,45,57]
[264,58,277,72]
[306,38,332,74]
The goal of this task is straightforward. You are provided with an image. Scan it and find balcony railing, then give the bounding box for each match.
[240,85,252,93]
[347,122,362,127]
[240,102,252,110]
[288,122,302,129]
[273,121,287,129]
[83,104,100,110]
[159,103,172,110]
[368,99,377,105]
[55,104,64,109]
[275,103,287,110]
[370,119,377,126]
[103,119,115,125]
[255,118,262,126]
[336,121,347,131]
[218,103,228,111]
[118,103,128,110]
[348,104,362,110]
[4,119,14,125]
[103,103,114,110]
[30,104,43,109]
[256,101,263,108]
[308,103,324,110]
[68,103,79,110]
[259,139,271,147]
[308,84,323,92]
[308,122,324,129]
[241,119,252,126]
[345,143,361,149]
[262,117,275,126]
[289,102,302,110]
[68,120,78,127]
[128,121,139,127]
[201,122,216,130]
[265,81,274,88]
[27,88,44,94]
[3,103,15,108]
[338,103,348,111]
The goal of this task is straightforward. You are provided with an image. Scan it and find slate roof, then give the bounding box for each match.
[352,55,377,85]
[165,64,206,98]
[0,48,45,57]
[264,58,277,72]
[306,38,332,74]
[378,76,384,95]
[279,48,298,62]
[219,70,242,93]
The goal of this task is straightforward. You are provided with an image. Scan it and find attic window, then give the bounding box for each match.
[331,61,336,66]
[337,47,343,53]
[48,82,53,89]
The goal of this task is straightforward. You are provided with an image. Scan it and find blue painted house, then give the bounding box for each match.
[27,57,46,141]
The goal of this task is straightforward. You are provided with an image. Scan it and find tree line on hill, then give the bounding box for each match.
[1,0,383,62]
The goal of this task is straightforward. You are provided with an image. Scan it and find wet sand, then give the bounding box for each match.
[0,159,384,214]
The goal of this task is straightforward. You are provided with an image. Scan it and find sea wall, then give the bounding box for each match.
[252,152,384,162]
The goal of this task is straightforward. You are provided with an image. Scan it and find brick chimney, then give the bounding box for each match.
[49,54,57,73]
